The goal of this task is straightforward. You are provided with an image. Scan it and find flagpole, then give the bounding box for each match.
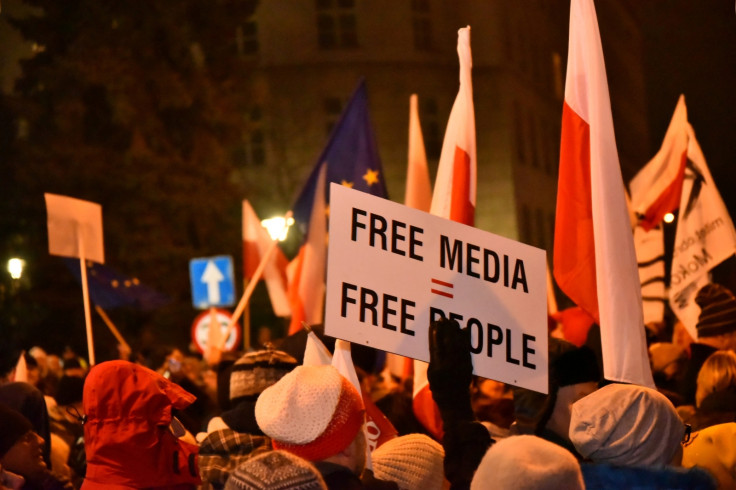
[94,305,131,352]
[220,211,293,350]
[78,230,96,366]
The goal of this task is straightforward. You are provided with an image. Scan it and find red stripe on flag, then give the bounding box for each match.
[412,385,444,440]
[553,102,599,324]
[639,151,687,231]
[449,146,474,226]
[287,247,307,335]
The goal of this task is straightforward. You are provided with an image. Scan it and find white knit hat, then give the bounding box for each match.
[470,435,584,490]
[569,383,684,467]
[255,365,364,461]
[372,434,445,490]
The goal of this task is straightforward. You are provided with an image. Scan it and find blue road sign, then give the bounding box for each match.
[189,256,236,309]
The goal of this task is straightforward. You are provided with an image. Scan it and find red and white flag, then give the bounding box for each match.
[242,200,291,317]
[630,95,689,231]
[669,124,736,339]
[553,0,653,387]
[287,165,328,335]
[405,94,433,212]
[414,26,477,439]
[385,94,434,381]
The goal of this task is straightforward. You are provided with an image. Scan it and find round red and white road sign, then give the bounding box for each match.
[191,309,240,353]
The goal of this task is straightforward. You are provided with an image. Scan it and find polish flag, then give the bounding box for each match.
[630,95,689,231]
[242,200,291,317]
[553,0,653,387]
[414,26,477,439]
[385,94,433,382]
[287,165,328,335]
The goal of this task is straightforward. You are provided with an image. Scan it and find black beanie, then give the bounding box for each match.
[54,375,85,407]
[0,403,33,458]
[695,283,736,338]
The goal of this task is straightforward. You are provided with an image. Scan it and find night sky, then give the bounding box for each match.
[641,1,736,214]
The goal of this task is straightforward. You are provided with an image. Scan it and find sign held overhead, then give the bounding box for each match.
[325,184,548,393]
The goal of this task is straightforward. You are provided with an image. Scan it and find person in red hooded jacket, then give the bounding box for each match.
[80,360,201,490]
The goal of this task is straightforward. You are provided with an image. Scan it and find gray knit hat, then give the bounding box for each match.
[224,450,327,490]
[569,384,685,467]
[695,283,736,338]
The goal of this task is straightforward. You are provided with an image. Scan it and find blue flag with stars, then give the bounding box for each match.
[292,79,389,232]
[63,258,170,310]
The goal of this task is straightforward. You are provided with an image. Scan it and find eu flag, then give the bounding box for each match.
[292,79,389,232]
[63,258,170,310]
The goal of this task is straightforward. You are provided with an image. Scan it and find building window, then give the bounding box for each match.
[237,105,265,166]
[513,101,526,165]
[412,0,433,51]
[236,21,259,55]
[316,0,358,50]
[520,204,532,244]
[552,52,564,99]
[421,97,441,160]
[536,208,546,250]
[324,97,343,135]
[528,112,539,168]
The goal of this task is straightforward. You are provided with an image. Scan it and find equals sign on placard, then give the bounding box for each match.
[431,278,454,298]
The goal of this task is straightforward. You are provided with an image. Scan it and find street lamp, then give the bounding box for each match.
[261,216,295,241]
[7,258,24,280]
[663,212,675,224]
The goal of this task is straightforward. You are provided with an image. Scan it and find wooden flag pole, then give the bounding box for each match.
[94,305,131,352]
[220,211,293,350]
[78,231,96,366]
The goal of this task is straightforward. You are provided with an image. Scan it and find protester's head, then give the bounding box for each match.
[470,435,584,490]
[62,357,87,378]
[513,338,600,440]
[224,450,327,490]
[82,360,201,488]
[682,422,736,489]
[0,404,47,481]
[649,342,688,382]
[54,375,85,409]
[0,382,52,467]
[255,365,365,473]
[695,350,736,408]
[695,283,736,348]
[372,434,445,490]
[569,383,685,467]
[220,349,298,434]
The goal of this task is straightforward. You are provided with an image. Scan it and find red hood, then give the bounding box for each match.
[82,361,201,489]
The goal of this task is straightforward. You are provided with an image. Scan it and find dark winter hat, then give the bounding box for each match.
[695,283,736,338]
[54,375,85,406]
[0,403,34,458]
[224,450,327,490]
[553,344,601,388]
[229,349,298,405]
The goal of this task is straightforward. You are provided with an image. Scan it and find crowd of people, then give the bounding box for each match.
[2,282,736,489]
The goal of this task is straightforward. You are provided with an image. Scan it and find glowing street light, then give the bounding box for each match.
[663,212,675,224]
[8,258,25,280]
[261,216,295,241]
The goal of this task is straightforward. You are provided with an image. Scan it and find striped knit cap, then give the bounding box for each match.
[255,365,365,462]
[224,450,327,490]
[372,434,445,490]
[230,350,298,404]
[695,283,736,338]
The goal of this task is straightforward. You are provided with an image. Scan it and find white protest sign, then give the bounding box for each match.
[325,184,548,393]
[45,193,105,264]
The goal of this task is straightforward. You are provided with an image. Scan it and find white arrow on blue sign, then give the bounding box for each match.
[189,256,236,309]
